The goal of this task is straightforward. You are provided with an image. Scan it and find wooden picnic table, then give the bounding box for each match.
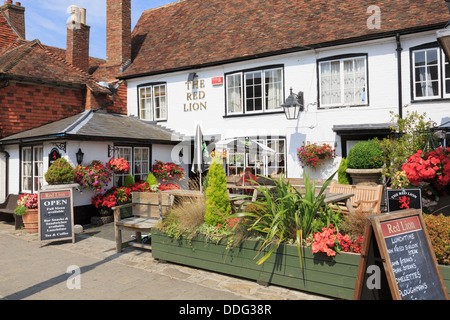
[324,192,354,213]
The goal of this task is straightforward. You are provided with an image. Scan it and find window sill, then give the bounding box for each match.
[411,97,450,103]
[318,104,369,110]
[223,110,285,118]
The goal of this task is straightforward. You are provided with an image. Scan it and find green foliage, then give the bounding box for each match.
[145,172,158,186]
[237,170,336,268]
[205,159,231,226]
[311,204,345,234]
[124,173,135,187]
[337,158,351,184]
[347,140,383,169]
[424,214,450,265]
[375,111,436,186]
[45,158,76,184]
[14,205,27,216]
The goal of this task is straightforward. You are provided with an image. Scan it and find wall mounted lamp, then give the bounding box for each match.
[187,72,198,82]
[76,148,84,165]
[281,88,304,120]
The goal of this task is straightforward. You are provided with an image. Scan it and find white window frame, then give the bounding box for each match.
[138,83,167,121]
[442,51,450,99]
[21,145,43,193]
[318,56,368,108]
[133,147,150,182]
[225,67,284,115]
[114,146,150,186]
[226,138,286,176]
[412,48,441,100]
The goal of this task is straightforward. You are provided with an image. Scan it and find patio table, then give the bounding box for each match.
[324,193,354,213]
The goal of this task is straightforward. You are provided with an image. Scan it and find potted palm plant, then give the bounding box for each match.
[14,193,39,233]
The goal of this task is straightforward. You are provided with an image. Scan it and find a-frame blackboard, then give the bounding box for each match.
[354,209,448,300]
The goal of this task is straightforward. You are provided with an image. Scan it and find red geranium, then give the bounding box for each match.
[402,147,450,191]
[106,157,130,174]
[297,142,336,168]
[310,224,363,256]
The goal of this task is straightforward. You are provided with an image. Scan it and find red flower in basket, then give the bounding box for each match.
[106,157,130,174]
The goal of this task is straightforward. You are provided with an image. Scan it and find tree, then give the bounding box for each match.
[204,158,231,226]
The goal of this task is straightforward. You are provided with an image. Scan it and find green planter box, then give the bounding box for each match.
[151,229,450,300]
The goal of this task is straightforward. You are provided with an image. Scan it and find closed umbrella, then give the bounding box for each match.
[191,124,209,192]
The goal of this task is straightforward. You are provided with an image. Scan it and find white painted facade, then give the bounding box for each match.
[125,30,450,180]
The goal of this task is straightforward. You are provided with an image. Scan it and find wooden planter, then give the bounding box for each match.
[151,229,450,300]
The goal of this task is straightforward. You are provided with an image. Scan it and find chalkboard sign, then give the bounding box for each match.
[387,189,422,212]
[354,209,448,300]
[38,189,75,245]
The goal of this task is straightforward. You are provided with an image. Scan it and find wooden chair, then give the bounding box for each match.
[329,182,384,215]
[112,192,173,253]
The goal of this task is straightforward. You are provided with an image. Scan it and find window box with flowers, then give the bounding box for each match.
[152,160,185,184]
[75,160,112,194]
[297,142,337,168]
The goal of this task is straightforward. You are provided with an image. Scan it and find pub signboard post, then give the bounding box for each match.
[354,209,448,300]
[38,189,75,246]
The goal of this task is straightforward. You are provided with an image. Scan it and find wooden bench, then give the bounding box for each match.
[329,182,384,215]
[112,192,173,253]
[0,194,22,229]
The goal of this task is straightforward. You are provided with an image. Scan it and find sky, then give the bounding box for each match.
[22,0,178,60]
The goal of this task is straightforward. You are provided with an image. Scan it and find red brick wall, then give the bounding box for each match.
[0,81,85,138]
[66,22,90,73]
[106,0,131,67]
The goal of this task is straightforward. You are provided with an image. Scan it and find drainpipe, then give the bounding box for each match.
[396,33,403,119]
[0,149,10,197]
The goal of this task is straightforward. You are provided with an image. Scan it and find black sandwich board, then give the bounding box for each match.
[354,209,448,300]
[387,188,422,212]
[38,189,75,245]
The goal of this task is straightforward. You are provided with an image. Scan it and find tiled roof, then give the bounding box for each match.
[121,0,450,78]
[0,39,109,93]
[0,110,183,144]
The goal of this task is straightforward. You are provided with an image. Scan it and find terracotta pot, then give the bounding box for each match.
[22,208,38,233]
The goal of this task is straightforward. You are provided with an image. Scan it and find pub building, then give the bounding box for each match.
[1,0,450,224]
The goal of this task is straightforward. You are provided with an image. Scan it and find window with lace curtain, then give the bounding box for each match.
[411,46,450,100]
[319,55,368,108]
[21,145,43,193]
[225,66,284,116]
[138,83,167,121]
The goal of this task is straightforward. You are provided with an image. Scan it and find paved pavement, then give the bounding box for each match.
[0,220,330,301]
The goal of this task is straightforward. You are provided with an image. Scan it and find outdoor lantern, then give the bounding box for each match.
[76,148,84,165]
[281,88,304,120]
[437,1,450,60]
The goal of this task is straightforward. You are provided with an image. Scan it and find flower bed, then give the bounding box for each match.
[151,229,450,300]
[151,229,361,300]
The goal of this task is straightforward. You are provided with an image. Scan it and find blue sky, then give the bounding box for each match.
[23,0,178,59]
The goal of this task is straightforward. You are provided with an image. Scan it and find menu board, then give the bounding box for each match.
[39,189,75,245]
[379,214,444,299]
[354,209,448,300]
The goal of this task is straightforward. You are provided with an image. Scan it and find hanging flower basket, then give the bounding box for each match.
[106,157,131,175]
[297,142,336,168]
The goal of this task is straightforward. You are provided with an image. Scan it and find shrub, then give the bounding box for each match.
[124,173,135,187]
[347,140,383,169]
[45,158,76,184]
[424,214,450,265]
[338,158,351,184]
[205,158,231,227]
[146,172,158,186]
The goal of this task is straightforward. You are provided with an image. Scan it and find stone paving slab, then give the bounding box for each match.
[0,221,330,301]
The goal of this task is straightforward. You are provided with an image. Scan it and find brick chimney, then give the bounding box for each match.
[106,0,131,67]
[1,1,25,39]
[66,5,90,73]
